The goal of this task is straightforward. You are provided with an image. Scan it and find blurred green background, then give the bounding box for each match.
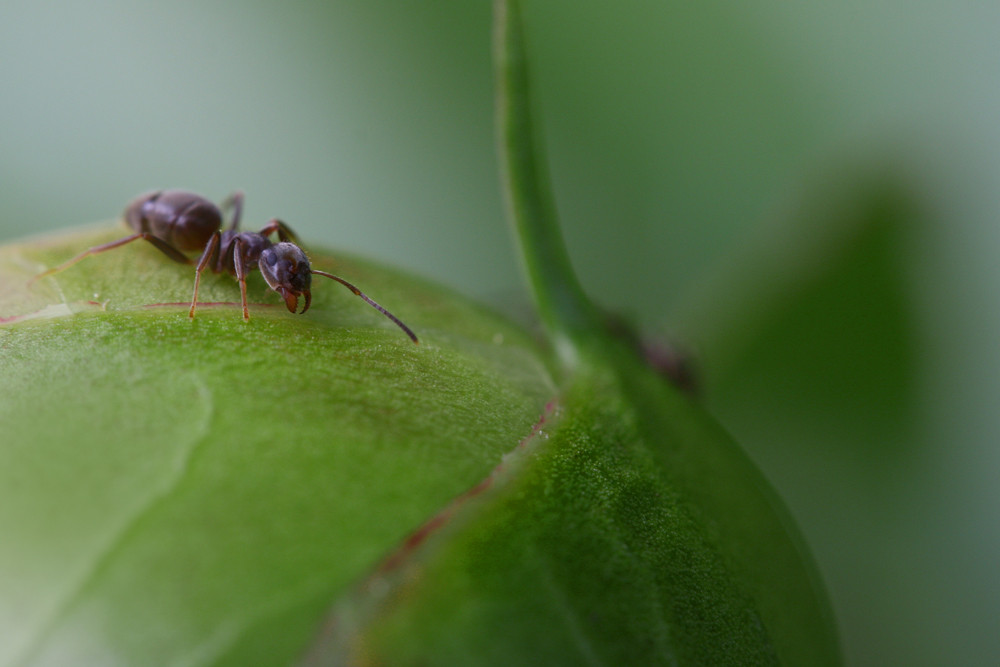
[2,1,998,665]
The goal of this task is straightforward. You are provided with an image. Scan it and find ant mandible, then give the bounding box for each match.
[33,190,418,343]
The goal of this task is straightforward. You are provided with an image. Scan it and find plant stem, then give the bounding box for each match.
[494,0,603,368]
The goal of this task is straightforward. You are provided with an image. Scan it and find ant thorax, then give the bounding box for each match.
[219,231,272,272]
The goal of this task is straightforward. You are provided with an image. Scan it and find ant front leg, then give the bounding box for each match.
[220,191,245,231]
[189,232,220,319]
[258,219,300,244]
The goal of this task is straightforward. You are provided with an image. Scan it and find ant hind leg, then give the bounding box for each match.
[141,234,194,265]
[32,232,190,284]
[31,233,142,283]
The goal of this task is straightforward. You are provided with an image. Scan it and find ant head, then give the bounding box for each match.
[259,242,313,314]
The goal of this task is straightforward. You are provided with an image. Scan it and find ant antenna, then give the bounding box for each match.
[311,270,419,344]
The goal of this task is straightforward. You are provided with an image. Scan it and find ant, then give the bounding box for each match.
[33,190,418,343]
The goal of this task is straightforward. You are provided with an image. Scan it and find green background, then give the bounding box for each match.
[2,1,998,665]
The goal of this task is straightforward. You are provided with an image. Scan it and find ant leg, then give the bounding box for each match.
[189,232,220,319]
[220,191,245,231]
[232,237,250,321]
[32,232,190,284]
[141,234,193,265]
[32,233,143,283]
[258,218,300,243]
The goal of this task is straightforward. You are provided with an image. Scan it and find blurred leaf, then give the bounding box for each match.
[673,164,923,665]
[676,164,921,473]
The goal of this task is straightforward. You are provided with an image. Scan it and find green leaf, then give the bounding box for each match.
[0,226,554,666]
[307,357,839,665]
[300,1,839,665]
[1,2,839,664]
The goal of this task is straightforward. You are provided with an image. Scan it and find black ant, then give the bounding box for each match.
[33,190,418,343]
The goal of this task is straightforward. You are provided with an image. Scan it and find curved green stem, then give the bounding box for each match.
[494,0,604,369]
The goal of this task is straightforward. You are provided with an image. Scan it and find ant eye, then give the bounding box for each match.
[264,252,278,267]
